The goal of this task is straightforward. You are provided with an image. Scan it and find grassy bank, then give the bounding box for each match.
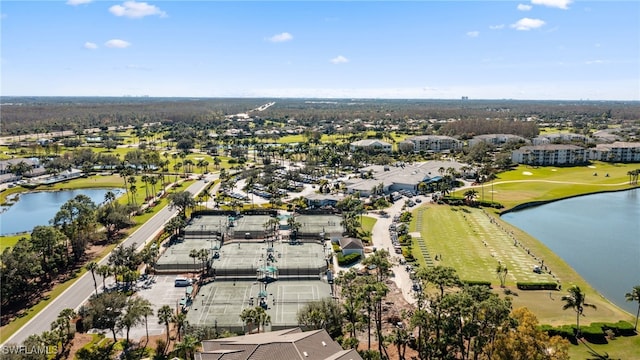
[420,162,639,357]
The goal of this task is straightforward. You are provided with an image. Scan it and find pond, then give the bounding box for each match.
[501,189,640,314]
[1,188,124,236]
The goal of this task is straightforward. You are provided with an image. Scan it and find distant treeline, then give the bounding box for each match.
[1,97,639,136]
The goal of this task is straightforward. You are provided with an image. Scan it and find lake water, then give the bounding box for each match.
[501,189,640,314]
[1,188,123,236]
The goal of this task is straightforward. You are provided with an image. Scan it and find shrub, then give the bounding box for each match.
[462,280,492,288]
[580,324,607,344]
[338,253,361,266]
[331,243,341,252]
[516,281,558,290]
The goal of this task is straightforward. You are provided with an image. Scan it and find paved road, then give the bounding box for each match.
[1,174,216,346]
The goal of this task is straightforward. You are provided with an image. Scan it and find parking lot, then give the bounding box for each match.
[126,275,196,341]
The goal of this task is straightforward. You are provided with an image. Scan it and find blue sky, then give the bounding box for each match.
[1,1,639,100]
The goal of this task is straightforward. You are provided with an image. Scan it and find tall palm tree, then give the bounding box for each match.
[625,285,640,331]
[173,312,188,341]
[158,305,174,344]
[139,299,154,346]
[86,261,99,296]
[561,285,597,338]
[96,265,111,292]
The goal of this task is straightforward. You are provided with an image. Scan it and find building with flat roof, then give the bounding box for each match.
[344,160,466,196]
[511,144,589,166]
[349,139,392,153]
[196,328,362,360]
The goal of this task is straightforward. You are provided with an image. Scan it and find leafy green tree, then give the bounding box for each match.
[168,191,196,218]
[119,296,153,346]
[296,298,343,338]
[96,202,135,242]
[52,194,97,261]
[30,225,68,281]
[485,307,570,360]
[0,238,42,306]
[85,291,128,343]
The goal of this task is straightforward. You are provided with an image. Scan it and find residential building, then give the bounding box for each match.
[403,135,462,153]
[511,144,589,166]
[532,133,591,146]
[590,142,640,162]
[338,237,364,257]
[349,139,392,153]
[197,328,363,360]
[467,134,527,147]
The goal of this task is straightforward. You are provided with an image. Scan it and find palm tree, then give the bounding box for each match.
[158,305,174,344]
[173,312,188,341]
[56,308,77,343]
[96,265,111,292]
[86,261,99,296]
[174,334,200,360]
[561,285,597,339]
[463,189,478,205]
[625,285,640,331]
[139,299,154,346]
[189,249,199,271]
[104,191,116,207]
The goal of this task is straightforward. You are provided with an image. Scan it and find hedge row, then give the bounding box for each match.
[516,281,559,290]
[338,253,361,266]
[461,280,492,288]
[540,321,636,344]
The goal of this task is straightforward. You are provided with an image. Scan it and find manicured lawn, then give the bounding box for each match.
[409,204,635,327]
[359,215,377,243]
[568,334,640,359]
[453,162,639,210]
[0,234,29,252]
[411,205,556,286]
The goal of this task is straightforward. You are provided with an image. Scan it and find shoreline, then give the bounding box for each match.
[494,188,638,318]
[499,184,639,215]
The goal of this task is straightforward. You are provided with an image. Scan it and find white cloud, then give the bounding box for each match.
[268,32,293,43]
[517,4,532,11]
[466,31,479,38]
[531,0,572,10]
[66,0,92,5]
[84,42,98,49]
[585,60,605,65]
[489,24,505,30]
[109,1,167,19]
[105,39,131,48]
[330,55,349,64]
[511,18,546,31]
